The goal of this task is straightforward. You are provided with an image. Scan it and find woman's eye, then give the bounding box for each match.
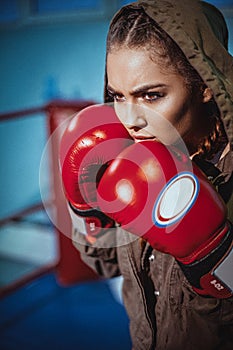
[113,94,126,102]
[108,90,125,102]
[143,92,163,102]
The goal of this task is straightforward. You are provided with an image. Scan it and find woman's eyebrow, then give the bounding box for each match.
[107,83,167,96]
[130,83,167,95]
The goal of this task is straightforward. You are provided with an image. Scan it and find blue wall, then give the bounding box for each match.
[0,14,233,219]
[0,21,108,112]
[0,19,109,218]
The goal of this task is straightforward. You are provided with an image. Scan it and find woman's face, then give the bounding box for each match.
[107,48,209,148]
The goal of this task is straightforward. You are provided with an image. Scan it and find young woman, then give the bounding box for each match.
[60,1,233,349]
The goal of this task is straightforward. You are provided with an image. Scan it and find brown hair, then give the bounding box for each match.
[105,5,227,160]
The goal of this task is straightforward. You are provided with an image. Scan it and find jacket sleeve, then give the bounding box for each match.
[72,227,122,279]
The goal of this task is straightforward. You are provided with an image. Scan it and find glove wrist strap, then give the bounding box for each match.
[178,222,233,298]
[68,202,115,238]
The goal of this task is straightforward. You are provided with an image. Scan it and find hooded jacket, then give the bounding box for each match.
[73,1,233,349]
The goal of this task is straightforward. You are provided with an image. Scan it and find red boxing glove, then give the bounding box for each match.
[97,140,233,298]
[60,104,133,242]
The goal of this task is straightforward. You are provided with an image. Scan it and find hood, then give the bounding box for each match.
[104,0,233,171]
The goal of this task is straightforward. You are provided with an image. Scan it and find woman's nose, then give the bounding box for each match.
[115,102,146,129]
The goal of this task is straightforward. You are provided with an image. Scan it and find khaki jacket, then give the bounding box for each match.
[75,229,233,349]
[72,1,233,349]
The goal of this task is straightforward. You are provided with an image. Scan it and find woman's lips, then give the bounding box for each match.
[131,135,156,142]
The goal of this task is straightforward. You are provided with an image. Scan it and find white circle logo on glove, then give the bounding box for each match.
[153,172,199,228]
